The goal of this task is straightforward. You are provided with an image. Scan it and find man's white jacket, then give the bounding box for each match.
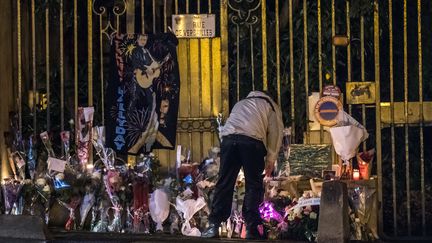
[220,91,284,163]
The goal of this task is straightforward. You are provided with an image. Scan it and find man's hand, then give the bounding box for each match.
[264,159,275,178]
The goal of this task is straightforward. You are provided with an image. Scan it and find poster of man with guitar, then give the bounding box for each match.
[106,33,180,155]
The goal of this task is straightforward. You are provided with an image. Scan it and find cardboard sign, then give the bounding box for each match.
[14,153,25,169]
[47,157,67,173]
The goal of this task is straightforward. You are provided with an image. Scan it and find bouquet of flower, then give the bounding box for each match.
[357,149,375,180]
[196,147,220,201]
[76,107,94,170]
[131,154,152,233]
[173,193,207,237]
[91,126,129,233]
[40,131,56,158]
[259,200,287,239]
[149,188,170,232]
[60,131,71,164]
[104,170,123,232]
[1,178,23,215]
[348,185,379,241]
[230,210,246,238]
[91,199,110,232]
[11,151,26,182]
[155,177,181,234]
[27,135,37,180]
[57,196,81,231]
[79,171,100,229]
[281,192,320,242]
[31,177,52,224]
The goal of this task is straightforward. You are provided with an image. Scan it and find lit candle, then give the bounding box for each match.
[353,169,360,180]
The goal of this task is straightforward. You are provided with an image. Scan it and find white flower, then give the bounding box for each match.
[302,190,313,199]
[287,214,295,221]
[55,173,65,180]
[43,185,51,192]
[36,178,46,186]
[197,180,215,189]
[310,212,317,219]
[211,147,220,154]
[92,171,101,180]
[293,207,302,215]
[304,205,312,214]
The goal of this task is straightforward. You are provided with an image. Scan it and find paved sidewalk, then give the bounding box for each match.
[50,231,306,243]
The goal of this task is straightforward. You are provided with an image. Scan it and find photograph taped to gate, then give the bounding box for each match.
[314,96,342,127]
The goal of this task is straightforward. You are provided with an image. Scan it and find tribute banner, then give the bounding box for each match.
[106,33,180,154]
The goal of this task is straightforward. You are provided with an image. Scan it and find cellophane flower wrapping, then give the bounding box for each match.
[107,196,123,232]
[31,177,52,224]
[91,200,110,232]
[132,180,149,233]
[40,131,55,158]
[60,131,71,164]
[103,170,122,232]
[149,188,170,232]
[348,185,379,241]
[131,154,152,233]
[57,196,81,231]
[76,107,94,170]
[174,195,207,237]
[11,152,26,182]
[27,135,37,180]
[79,192,95,229]
[155,177,180,234]
[1,179,24,215]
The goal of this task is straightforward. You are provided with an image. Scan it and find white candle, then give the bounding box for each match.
[353,169,360,181]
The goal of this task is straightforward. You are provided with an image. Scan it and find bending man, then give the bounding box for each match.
[202,90,284,239]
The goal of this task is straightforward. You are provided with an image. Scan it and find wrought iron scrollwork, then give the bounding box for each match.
[92,0,126,38]
[227,0,263,101]
[228,0,261,26]
[177,118,216,133]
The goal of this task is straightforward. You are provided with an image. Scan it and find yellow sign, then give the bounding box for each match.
[172,14,216,38]
[346,82,376,104]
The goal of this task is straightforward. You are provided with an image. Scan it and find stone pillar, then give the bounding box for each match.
[317,180,350,243]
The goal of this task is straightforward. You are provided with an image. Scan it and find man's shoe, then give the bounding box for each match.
[201,223,220,238]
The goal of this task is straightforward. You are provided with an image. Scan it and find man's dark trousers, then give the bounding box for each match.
[209,134,266,230]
